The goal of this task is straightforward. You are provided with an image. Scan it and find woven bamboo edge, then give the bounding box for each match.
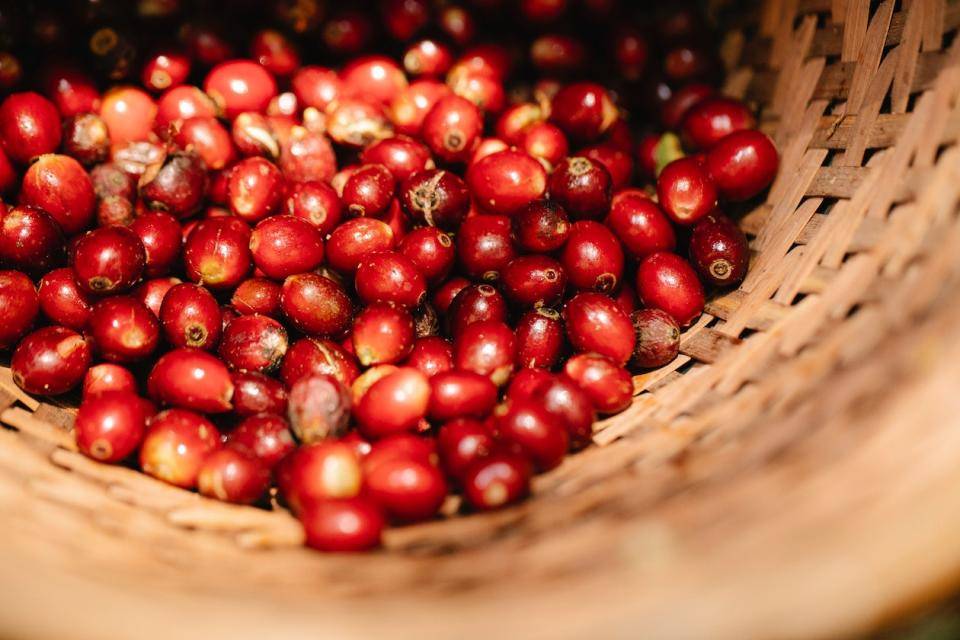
[1,0,959,637]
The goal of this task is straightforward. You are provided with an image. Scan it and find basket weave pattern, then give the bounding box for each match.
[1,1,960,637]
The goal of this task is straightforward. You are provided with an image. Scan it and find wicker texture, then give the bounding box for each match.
[2,1,960,638]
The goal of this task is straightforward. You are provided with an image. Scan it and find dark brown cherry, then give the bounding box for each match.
[631,308,681,369]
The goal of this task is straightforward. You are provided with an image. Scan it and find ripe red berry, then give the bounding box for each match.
[0,270,39,349]
[354,367,431,438]
[549,82,618,143]
[204,60,278,119]
[129,211,182,278]
[421,94,482,163]
[560,220,624,293]
[562,292,635,365]
[437,418,495,481]
[689,213,750,287]
[183,217,252,290]
[581,144,633,191]
[361,137,433,183]
[365,456,447,522]
[230,371,288,418]
[705,130,779,201]
[228,157,286,222]
[326,217,395,274]
[75,391,149,463]
[456,214,517,281]
[631,308,681,368]
[89,296,160,363]
[220,314,288,373]
[155,86,216,133]
[404,336,453,378]
[198,448,270,504]
[501,255,567,308]
[141,49,191,92]
[681,96,755,150]
[227,413,295,469]
[453,320,516,386]
[467,149,547,216]
[341,163,396,217]
[249,215,324,279]
[462,452,531,511]
[147,348,234,413]
[563,353,633,414]
[0,92,62,164]
[526,374,595,449]
[281,337,359,389]
[40,64,101,117]
[355,251,427,309]
[277,442,363,513]
[99,87,157,145]
[251,29,301,77]
[134,277,181,317]
[656,157,718,225]
[139,152,208,218]
[287,374,351,444]
[515,308,565,369]
[159,283,222,350]
[11,326,92,395]
[513,200,571,253]
[403,39,454,78]
[447,283,508,338]
[82,363,137,400]
[398,227,455,284]
[299,497,384,552]
[280,273,354,337]
[140,408,221,489]
[635,251,705,327]
[61,113,110,166]
[231,277,282,317]
[341,55,408,106]
[19,154,95,235]
[428,370,498,423]
[71,226,146,294]
[605,192,676,258]
[494,399,568,471]
[0,206,64,274]
[548,156,612,220]
[352,303,415,366]
[292,66,342,111]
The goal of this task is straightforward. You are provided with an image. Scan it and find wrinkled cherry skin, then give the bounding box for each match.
[99,87,157,146]
[494,399,569,471]
[281,337,360,389]
[89,296,160,363]
[365,456,447,522]
[230,371,288,418]
[292,66,342,111]
[560,220,624,293]
[636,251,705,327]
[352,303,415,366]
[74,391,149,463]
[437,418,495,481]
[228,157,286,223]
[82,363,136,401]
[286,181,343,235]
[562,292,636,365]
[516,309,565,369]
[705,130,779,201]
[681,96,756,150]
[204,60,278,120]
[134,277,181,317]
[20,154,95,235]
[400,170,470,230]
[456,215,517,281]
[159,283,222,351]
[0,270,39,348]
[502,255,567,308]
[689,213,750,287]
[462,452,531,511]
[404,337,454,378]
[513,200,571,254]
[299,497,385,552]
[287,374,351,444]
[549,83,619,143]
[71,226,146,295]
[140,152,208,218]
[231,278,282,317]
[563,353,634,414]
[62,114,110,166]
[183,217,252,291]
[548,157,612,220]
[355,367,431,438]
[129,211,181,278]
[341,55,408,106]
[631,308,681,369]
[448,283,508,338]
[227,413,296,469]
[219,314,288,374]
[355,251,427,310]
[398,228,455,285]
[140,409,221,489]
[326,218,395,274]
[147,348,234,413]
[605,192,676,259]
[421,94,483,163]
[0,207,65,273]
[341,164,396,217]
[429,370,498,423]
[454,320,516,386]
[198,448,270,504]
[657,157,719,226]
[11,326,92,395]
[467,150,548,216]
[0,92,62,164]
[249,215,324,279]
[281,273,354,337]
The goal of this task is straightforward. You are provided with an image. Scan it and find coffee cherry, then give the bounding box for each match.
[75,391,149,463]
[502,255,567,308]
[548,156,612,220]
[515,308,565,369]
[82,363,137,400]
[287,374,351,444]
[689,213,750,287]
[0,270,39,348]
[89,296,160,363]
[453,320,516,386]
[656,157,718,226]
[513,200,571,253]
[326,217,395,274]
[249,215,324,279]
[494,399,568,471]
[280,273,354,337]
[0,206,65,274]
[0,92,62,164]
[631,308,681,368]
[198,448,270,504]
[681,96,755,150]
[341,164,396,217]
[219,314,288,373]
[355,251,427,309]
[140,408,221,489]
[183,217,252,290]
[299,498,384,552]
[20,154,95,235]
[563,353,633,414]
[352,303,415,366]
[204,60,278,119]
[462,452,531,511]
[159,283,222,350]
[456,214,517,281]
[563,292,635,365]
[549,82,618,143]
[428,370,498,423]
[11,326,92,395]
[281,337,359,389]
[560,220,624,293]
[421,94,482,163]
[354,367,431,438]
[467,149,547,216]
[364,456,447,522]
[705,130,779,201]
[231,371,288,418]
[227,413,296,469]
[71,226,146,294]
[399,170,470,230]
[438,418,495,481]
[605,192,676,258]
[635,251,705,327]
[147,348,234,413]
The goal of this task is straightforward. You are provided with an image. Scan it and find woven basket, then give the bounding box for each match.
[2,1,960,638]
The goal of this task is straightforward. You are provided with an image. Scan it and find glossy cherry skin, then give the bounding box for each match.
[280,338,359,389]
[361,137,433,184]
[204,60,277,120]
[705,130,779,201]
[280,273,354,337]
[11,326,92,395]
[355,251,427,309]
[354,367,431,438]
[453,320,516,386]
[249,215,324,280]
[527,374,595,449]
[467,150,547,216]
[516,308,565,369]
[365,456,447,522]
[562,292,636,365]
[40,65,101,117]
[437,418,495,481]
[0,92,62,164]
[549,82,618,143]
[277,442,364,514]
[230,371,288,418]
[631,308,681,368]
[140,409,221,489]
[681,96,756,150]
[0,206,64,274]
[389,79,451,137]
[502,255,567,308]
[147,348,234,413]
[448,283,508,338]
[155,86,217,133]
[661,83,714,129]
[183,218,252,290]
[564,353,633,414]
[399,170,470,231]
[428,370,498,423]
[494,399,568,471]
[71,226,146,295]
[560,220,624,293]
[19,154,95,235]
[421,94,483,163]
[99,87,157,145]
[0,270,37,349]
[287,374,351,444]
[548,157,612,220]
[89,296,160,363]
[227,413,296,469]
[341,55,408,106]
[341,164,396,217]
[127,211,180,278]
[159,283,222,350]
[251,28,301,76]
[656,157,718,226]
[326,218,395,274]
[231,278,281,317]
[285,181,343,235]
[605,192,676,258]
[403,39,454,78]
[133,277,181,317]
[299,497,385,552]
[636,251,705,327]
[399,227,455,285]
[513,200,571,254]
[82,363,137,400]
[404,337,454,378]
[198,448,270,504]
[462,452,532,511]
[74,391,149,463]
[228,157,286,222]
[220,314,288,374]
[352,303,415,367]
[139,152,208,219]
[432,276,470,316]
[456,215,517,281]
[291,66,342,111]
[141,49,191,92]
[689,213,750,287]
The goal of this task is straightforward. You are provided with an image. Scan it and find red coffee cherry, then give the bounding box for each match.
[0,92,62,164]
[631,308,681,369]
[560,220,624,293]
[681,96,755,150]
[355,251,427,309]
[462,452,531,511]
[467,149,547,216]
[605,191,676,259]
[198,448,270,504]
[230,371,288,418]
[399,170,470,230]
[280,273,354,337]
[160,283,222,350]
[75,391,149,463]
[0,270,39,348]
[231,278,282,317]
[281,337,359,389]
[501,255,567,308]
[421,94,482,163]
[183,217,252,290]
[562,292,635,365]
[82,363,137,401]
[299,497,385,552]
[352,303,415,366]
[494,398,569,471]
[11,326,92,395]
[705,130,779,201]
[549,82,618,143]
[19,154,95,235]
[635,251,705,327]
[130,211,182,278]
[227,413,296,469]
[140,408,221,489]
[404,336,454,378]
[249,215,324,279]
[326,217,395,274]
[563,353,633,414]
[548,156,612,220]
[354,367,431,438]
[228,157,286,222]
[513,200,571,253]
[438,418,495,481]
[219,314,288,374]
[428,370,498,422]
[456,214,517,281]
[147,347,234,413]
[688,213,750,287]
[204,60,278,119]
[453,320,516,386]
[656,157,718,226]
[515,308,565,369]
[364,456,447,522]
[71,226,146,295]
[285,181,343,235]
[89,296,160,363]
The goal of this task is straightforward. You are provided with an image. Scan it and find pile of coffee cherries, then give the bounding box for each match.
[0,1,777,551]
